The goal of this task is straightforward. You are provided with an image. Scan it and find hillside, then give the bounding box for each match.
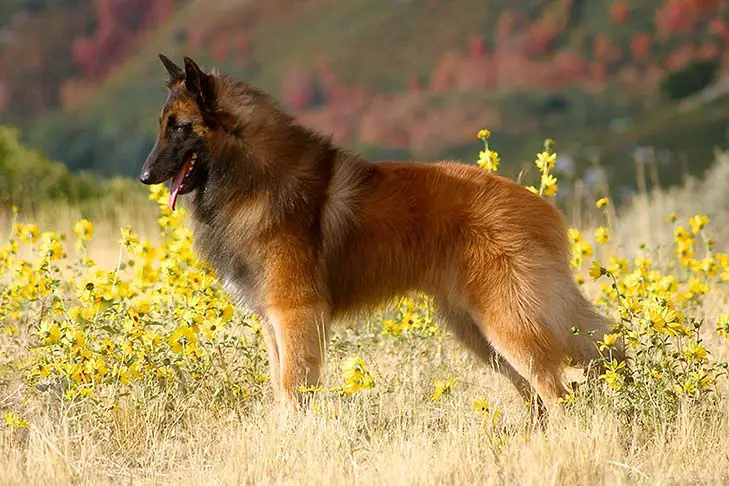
[2,0,729,198]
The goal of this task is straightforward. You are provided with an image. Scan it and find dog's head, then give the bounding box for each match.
[139,54,216,210]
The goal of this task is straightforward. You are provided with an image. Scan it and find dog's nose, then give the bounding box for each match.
[139,170,152,184]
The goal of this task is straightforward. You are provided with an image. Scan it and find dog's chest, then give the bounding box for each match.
[192,221,264,313]
[219,265,260,313]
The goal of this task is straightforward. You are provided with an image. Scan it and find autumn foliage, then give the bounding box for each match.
[2,0,729,161]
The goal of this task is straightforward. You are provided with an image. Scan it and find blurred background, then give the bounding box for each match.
[2,0,729,212]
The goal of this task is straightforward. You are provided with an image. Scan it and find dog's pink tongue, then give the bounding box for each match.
[168,165,188,211]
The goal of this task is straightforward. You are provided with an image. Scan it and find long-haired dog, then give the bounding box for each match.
[139,54,620,414]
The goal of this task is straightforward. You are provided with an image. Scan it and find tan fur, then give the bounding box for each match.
[144,57,621,416]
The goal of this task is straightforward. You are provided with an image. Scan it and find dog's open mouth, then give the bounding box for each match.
[169,152,197,211]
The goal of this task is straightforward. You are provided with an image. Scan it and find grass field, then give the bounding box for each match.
[1,137,729,485]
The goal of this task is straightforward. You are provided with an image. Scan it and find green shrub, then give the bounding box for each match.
[660,60,720,101]
[0,125,145,211]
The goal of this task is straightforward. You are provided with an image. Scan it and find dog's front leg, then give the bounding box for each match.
[259,317,282,402]
[266,303,330,409]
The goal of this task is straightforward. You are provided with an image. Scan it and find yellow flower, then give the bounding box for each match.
[541,178,558,197]
[39,232,64,260]
[477,128,491,140]
[573,241,593,259]
[473,398,491,414]
[684,343,708,363]
[118,225,139,250]
[643,305,666,333]
[602,333,619,347]
[14,223,39,244]
[558,393,575,406]
[168,325,198,354]
[525,185,538,194]
[687,276,709,298]
[541,173,557,188]
[381,319,404,337]
[341,356,374,395]
[535,152,557,171]
[688,215,709,235]
[606,256,629,276]
[594,226,609,244]
[430,377,458,401]
[599,359,626,390]
[4,411,29,430]
[477,149,500,172]
[567,228,582,244]
[674,226,691,242]
[85,357,109,382]
[596,198,609,209]
[589,261,606,280]
[598,333,620,353]
[73,219,94,241]
[717,313,729,338]
[473,398,501,424]
[148,183,168,204]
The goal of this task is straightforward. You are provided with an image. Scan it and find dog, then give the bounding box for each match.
[139,54,619,414]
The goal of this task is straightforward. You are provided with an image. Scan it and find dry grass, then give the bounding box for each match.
[2,160,729,485]
[2,337,728,485]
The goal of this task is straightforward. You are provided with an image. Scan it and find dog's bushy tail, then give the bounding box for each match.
[529,266,624,369]
[565,292,624,365]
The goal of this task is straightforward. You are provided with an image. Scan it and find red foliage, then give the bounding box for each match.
[186,26,206,49]
[523,19,558,57]
[0,81,7,111]
[149,0,174,24]
[698,42,720,60]
[631,33,652,59]
[495,11,516,44]
[429,50,464,92]
[589,60,608,87]
[232,33,251,66]
[455,56,495,90]
[644,63,665,87]
[491,46,531,89]
[688,0,721,13]
[710,17,729,43]
[73,0,177,79]
[282,68,316,111]
[610,1,629,24]
[468,34,487,58]
[59,80,97,109]
[721,50,729,73]
[655,0,695,39]
[665,44,695,71]
[553,50,588,84]
[593,35,622,64]
[619,66,642,95]
[211,39,230,63]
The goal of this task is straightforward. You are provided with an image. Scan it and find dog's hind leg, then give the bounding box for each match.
[435,298,542,411]
[466,266,572,411]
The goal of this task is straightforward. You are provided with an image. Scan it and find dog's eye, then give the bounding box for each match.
[168,122,188,132]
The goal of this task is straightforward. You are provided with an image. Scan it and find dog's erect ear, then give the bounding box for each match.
[159,53,184,82]
[183,56,214,108]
